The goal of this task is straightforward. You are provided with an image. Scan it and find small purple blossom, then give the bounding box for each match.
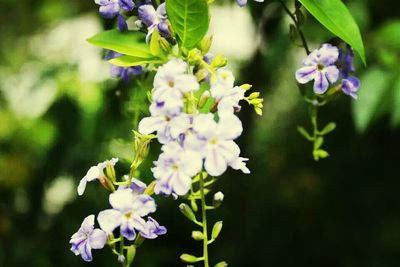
[338,46,361,99]
[140,216,167,239]
[106,51,144,81]
[70,215,107,262]
[94,0,135,31]
[236,0,264,7]
[138,3,171,42]
[295,43,340,94]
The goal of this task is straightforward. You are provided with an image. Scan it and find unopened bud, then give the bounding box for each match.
[213,191,224,208]
[191,231,204,241]
[211,54,227,68]
[159,37,171,54]
[198,90,210,108]
[248,92,260,99]
[187,49,203,65]
[240,83,252,90]
[199,35,213,54]
[195,68,209,82]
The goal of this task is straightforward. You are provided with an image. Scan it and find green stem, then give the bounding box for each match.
[199,172,210,267]
[279,0,310,54]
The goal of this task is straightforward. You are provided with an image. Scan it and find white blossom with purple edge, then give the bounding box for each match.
[190,113,250,176]
[295,43,340,94]
[97,188,159,241]
[77,158,118,196]
[138,3,171,42]
[152,142,203,196]
[70,215,107,262]
[210,68,246,116]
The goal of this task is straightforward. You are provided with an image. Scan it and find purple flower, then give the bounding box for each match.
[295,43,340,94]
[338,46,361,99]
[138,3,171,42]
[97,188,158,240]
[94,0,135,31]
[236,0,264,7]
[342,76,360,99]
[70,215,107,262]
[140,216,167,239]
[106,51,144,81]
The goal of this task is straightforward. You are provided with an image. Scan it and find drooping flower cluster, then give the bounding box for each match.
[71,159,166,262]
[139,59,250,197]
[295,43,361,98]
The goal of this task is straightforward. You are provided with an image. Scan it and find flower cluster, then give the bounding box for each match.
[138,59,250,197]
[71,160,166,262]
[295,43,360,98]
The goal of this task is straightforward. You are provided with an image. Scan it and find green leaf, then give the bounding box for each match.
[166,0,209,49]
[391,76,400,127]
[109,55,163,67]
[352,67,391,132]
[87,29,153,58]
[298,0,366,65]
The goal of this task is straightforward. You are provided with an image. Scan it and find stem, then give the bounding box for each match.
[199,172,210,267]
[279,0,310,54]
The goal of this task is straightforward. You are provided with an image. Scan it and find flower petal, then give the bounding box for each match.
[138,116,166,135]
[109,189,135,211]
[324,65,339,84]
[313,71,329,94]
[97,209,122,233]
[205,148,228,176]
[89,229,107,249]
[295,66,316,84]
[138,5,158,27]
[77,178,88,196]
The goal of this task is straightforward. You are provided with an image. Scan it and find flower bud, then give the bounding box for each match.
[198,90,210,109]
[211,221,223,240]
[211,54,228,68]
[248,92,260,99]
[159,37,171,54]
[195,68,209,82]
[191,231,204,241]
[199,35,213,54]
[187,48,203,65]
[213,191,224,208]
[180,254,201,263]
[215,261,228,267]
[179,203,197,223]
[240,83,252,90]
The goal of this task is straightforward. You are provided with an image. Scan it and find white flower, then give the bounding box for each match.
[97,188,156,240]
[190,113,249,176]
[77,158,118,196]
[210,68,245,116]
[153,59,199,94]
[152,142,203,196]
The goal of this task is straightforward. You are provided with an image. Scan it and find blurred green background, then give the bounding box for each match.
[1,0,400,266]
